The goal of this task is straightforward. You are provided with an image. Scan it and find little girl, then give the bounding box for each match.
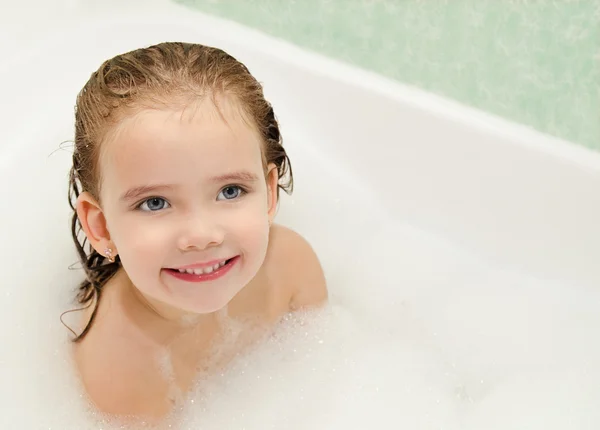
[67,42,327,421]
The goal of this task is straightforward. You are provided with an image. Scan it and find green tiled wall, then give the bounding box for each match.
[177,0,599,149]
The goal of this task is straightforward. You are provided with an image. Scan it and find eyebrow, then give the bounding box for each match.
[120,184,175,202]
[119,171,259,202]
[210,171,260,184]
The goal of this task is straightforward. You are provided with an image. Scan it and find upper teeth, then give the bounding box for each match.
[178,260,227,275]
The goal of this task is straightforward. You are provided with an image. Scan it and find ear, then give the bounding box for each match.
[266,163,279,223]
[76,192,116,257]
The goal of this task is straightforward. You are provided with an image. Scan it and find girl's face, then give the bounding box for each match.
[93,97,277,317]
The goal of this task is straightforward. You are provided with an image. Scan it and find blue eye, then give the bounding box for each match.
[217,185,244,201]
[139,197,170,212]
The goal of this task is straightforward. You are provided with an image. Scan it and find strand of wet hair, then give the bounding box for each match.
[61,164,120,342]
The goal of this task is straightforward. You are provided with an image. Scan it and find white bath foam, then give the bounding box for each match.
[176,305,460,430]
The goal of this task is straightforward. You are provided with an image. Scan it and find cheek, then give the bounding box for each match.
[229,200,270,256]
[106,212,168,268]
[240,217,269,251]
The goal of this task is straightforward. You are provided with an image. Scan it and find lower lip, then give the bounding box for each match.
[164,256,239,283]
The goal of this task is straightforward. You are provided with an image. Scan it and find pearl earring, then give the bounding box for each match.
[104,247,115,263]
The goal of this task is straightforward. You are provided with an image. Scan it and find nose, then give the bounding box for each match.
[176,211,224,252]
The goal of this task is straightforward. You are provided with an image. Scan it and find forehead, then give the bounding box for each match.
[99,97,264,195]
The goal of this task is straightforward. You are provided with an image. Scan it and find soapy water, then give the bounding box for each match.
[1,125,600,430]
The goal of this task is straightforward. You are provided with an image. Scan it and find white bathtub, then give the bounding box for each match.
[1,1,599,428]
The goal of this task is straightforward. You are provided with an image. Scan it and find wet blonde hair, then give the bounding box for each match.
[67,42,293,341]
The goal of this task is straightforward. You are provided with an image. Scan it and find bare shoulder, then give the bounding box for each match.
[266,224,328,310]
[74,329,171,418]
[72,282,171,418]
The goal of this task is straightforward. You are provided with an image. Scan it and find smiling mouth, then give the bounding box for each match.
[164,257,238,283]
